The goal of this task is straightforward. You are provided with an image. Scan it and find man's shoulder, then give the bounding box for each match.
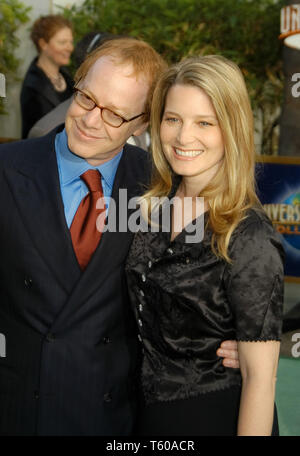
[124,142,148,156]
[123,142,150,167]
[123,142,151,181]
[0,138,37,165]
[0,127,60,168]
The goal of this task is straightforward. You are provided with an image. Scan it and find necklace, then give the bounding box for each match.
[46,71,67,92]
[37,63,67,92]
[48,72,66,92]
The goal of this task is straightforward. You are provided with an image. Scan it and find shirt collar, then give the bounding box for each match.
[55,128,123,189]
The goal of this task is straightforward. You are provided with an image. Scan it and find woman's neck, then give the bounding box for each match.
[177,178,203,198]
[37,54,60,78]
[176,178,209,212]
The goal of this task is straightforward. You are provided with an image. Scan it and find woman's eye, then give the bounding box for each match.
[164,117,179,123]
[199,121,211,126]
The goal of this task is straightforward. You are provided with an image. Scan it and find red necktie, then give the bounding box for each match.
[70,169,106,270]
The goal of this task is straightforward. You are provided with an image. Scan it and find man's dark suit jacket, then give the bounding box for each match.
[0,126,150,435]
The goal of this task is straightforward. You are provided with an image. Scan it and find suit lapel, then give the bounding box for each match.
[5,136,146,330]
[50,146,142,331]
[4,132,81,294]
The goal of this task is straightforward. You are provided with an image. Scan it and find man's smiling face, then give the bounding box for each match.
[65,56,149,166]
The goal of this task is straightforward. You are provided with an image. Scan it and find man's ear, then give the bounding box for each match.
[132,120,149,137]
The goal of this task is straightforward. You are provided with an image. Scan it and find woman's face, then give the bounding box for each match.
[40,27,74,67]
[160,84,225,189]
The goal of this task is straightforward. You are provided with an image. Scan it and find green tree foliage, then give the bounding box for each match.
[0,0,31,115]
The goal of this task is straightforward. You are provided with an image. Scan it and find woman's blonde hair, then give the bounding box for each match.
[143,55,260,262]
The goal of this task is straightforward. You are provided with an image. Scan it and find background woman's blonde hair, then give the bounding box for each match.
[144,55,260,262]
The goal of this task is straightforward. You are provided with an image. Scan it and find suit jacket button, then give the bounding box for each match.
[24,277,33,288]
[102,336,111,344]
[103,393,112,403]
[46,333,55,342]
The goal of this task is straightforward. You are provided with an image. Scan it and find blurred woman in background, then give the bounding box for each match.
[20,15,74,138]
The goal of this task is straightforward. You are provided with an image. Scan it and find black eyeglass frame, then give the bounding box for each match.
[73,87,145,128]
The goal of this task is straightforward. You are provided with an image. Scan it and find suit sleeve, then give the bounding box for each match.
[224,218,285,341]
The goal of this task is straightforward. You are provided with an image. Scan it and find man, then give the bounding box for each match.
[0,38,238,436]
[27,32,150,150]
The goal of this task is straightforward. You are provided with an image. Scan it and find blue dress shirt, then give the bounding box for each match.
[55,129,123,228]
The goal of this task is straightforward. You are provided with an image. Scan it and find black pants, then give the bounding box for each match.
[135,385,279,436]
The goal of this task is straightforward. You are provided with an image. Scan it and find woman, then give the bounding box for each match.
[125,55,284,436]
[20,15,74,138]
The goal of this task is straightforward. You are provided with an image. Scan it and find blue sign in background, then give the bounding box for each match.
[256,160,300,279]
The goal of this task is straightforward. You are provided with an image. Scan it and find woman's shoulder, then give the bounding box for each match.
[235,205,275,236]
[22,58,49,91]
[229,205,285,261]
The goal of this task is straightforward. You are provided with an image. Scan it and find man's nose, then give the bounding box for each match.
[82,106,104,128]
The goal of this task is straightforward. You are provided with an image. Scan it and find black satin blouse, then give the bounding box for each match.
[125,205,284,405]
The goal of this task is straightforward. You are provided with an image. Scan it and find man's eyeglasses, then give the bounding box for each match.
[73,88,145,128]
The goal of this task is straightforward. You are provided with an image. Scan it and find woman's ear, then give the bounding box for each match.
[38,38,47,52]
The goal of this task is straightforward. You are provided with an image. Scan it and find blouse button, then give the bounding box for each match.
[46,333,55,343]
[138,319,143,327]
[139,289,145,297]
[141,273,146,282]
[24,277,33,289]
[167,248,173,254]
[185,257,190,264]
[139,304,143,312]
[103,393,112,403]
[148,260,152,268]
[137,334,142,342]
